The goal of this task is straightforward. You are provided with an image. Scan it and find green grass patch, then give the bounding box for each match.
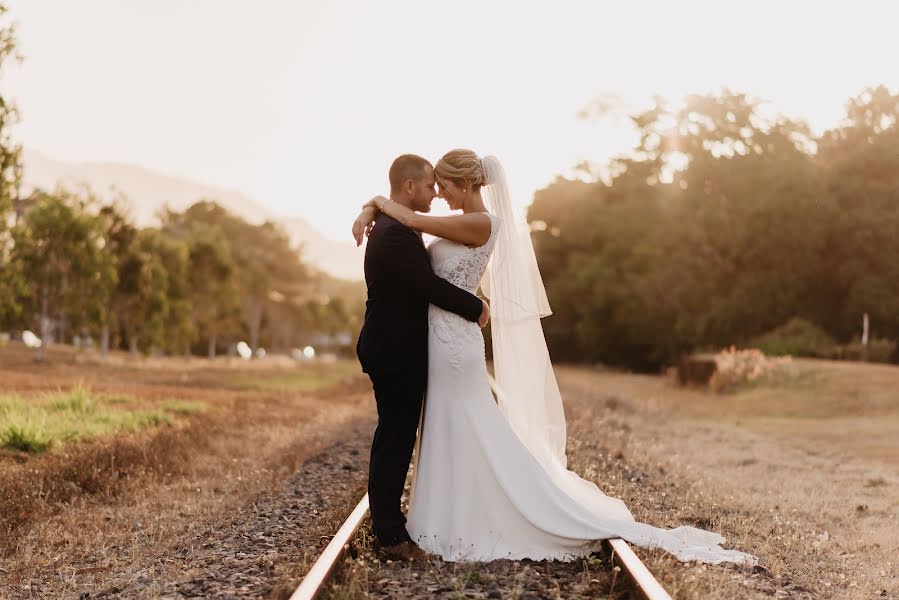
[2,425,52,453]
[0,384,187,454]
[230,362,360,393]
[160,398,209,415]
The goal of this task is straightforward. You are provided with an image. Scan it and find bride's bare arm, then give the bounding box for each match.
[369,195,491,247]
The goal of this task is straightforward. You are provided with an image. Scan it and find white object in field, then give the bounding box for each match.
[303,346,315,360]
[254,347,267,359]
[236,341,252,360]
[22,330,42,348]
[862,313,869,346]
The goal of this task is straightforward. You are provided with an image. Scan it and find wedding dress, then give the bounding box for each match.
[405,159,755,565]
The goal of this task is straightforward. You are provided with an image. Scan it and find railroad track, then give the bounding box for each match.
[291,378,673,600]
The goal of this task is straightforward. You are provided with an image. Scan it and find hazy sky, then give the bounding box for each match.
[4,1,899,240]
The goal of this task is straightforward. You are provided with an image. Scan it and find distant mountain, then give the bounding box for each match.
[279,216,364,282]
[20,149,363,280]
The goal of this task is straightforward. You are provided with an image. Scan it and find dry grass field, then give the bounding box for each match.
[1,342,895,599]
[556,359,898,599]
[0,342,371,598]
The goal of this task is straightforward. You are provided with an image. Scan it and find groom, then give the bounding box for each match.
[356,154,488,561]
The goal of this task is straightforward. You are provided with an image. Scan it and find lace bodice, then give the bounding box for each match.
[428,213,500,293]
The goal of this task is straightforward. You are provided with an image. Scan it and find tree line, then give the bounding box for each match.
[529,86,899,370]
[1,190,362,358]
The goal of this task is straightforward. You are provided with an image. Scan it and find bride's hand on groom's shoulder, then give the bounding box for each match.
[351,217,367,247]
[352,207,378,246]
[478,300,490,328]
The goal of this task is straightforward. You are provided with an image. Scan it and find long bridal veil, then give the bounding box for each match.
[479,155,756,565]
[480,156,567,473]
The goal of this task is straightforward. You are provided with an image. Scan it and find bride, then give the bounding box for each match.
[352,149,755,565]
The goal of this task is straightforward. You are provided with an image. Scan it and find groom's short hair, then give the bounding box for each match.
[389,154,432,194]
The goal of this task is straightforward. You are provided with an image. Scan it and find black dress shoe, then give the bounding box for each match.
[379,540,440,561]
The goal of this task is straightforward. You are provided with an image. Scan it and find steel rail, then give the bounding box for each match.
[289,493,369,600]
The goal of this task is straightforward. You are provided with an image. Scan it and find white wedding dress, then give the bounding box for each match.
[406,211,755,565]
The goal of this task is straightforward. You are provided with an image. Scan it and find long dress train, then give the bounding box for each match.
[407,213,754,565]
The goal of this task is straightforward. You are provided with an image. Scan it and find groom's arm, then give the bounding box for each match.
[378,226,483,323]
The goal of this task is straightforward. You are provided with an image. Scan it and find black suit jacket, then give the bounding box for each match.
[356,214,482,375]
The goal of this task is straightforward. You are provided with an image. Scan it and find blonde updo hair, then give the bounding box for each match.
[434,149,488,190]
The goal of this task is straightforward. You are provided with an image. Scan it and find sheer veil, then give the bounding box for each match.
[480,155,569,473]
[479,156,757,566]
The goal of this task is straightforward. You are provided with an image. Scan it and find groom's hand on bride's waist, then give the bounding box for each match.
[478,300,490,328]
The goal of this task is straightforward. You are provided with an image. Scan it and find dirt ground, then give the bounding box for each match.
[1,344,896,599]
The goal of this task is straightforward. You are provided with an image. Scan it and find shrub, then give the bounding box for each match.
[709,347,794,393]
[752,318,838,358]
[836,337,897,364]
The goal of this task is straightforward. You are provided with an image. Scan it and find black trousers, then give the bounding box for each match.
[367,370,426,547]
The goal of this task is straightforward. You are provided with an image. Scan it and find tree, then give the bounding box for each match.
[817,86,899,341]
[185,224,237,358]
[236,221,307,351]
[9,189,112,357]
[0,3,22,328]
[161,200,309,353]
[136,228,194,355]
[0,2,20,231]
[97,202,135,355]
